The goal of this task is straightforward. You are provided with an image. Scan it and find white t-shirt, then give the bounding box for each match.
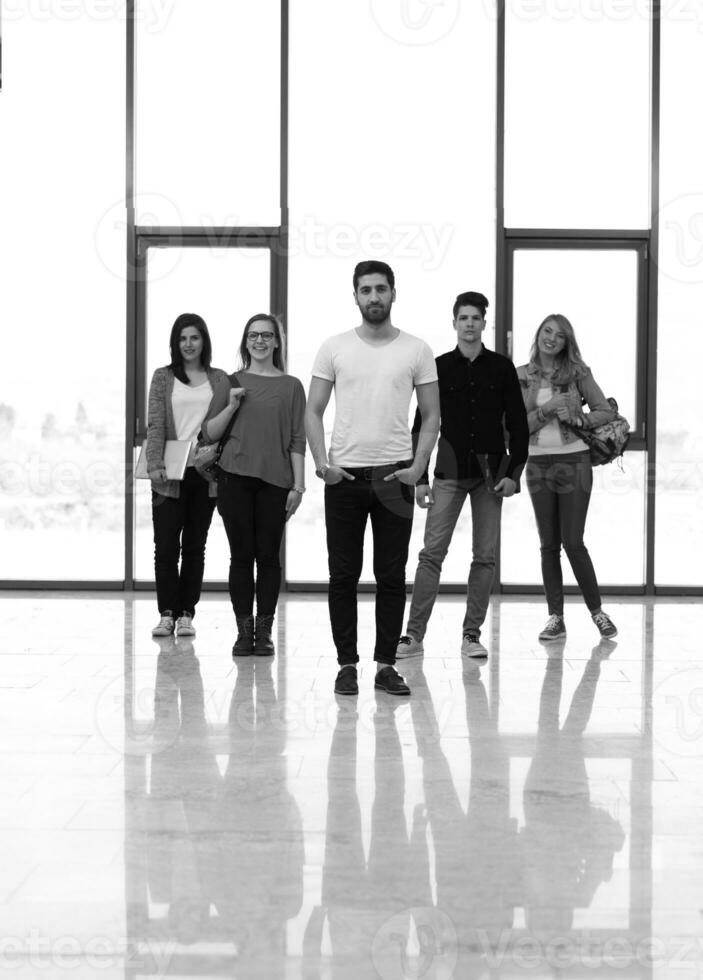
[172,378,213,463]
[311,329,437,467]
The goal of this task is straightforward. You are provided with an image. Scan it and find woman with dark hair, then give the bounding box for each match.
[202,314,306,657]
[147,313,230,638]
[517,314,618,642]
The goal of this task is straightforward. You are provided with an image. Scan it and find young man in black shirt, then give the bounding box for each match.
[397,291,529,658]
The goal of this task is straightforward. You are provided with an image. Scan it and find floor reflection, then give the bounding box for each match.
[521,640,626,940]
[128,642,304,977]
[304,696,434,980]
[409,662,519,966]
[119,596,656,978]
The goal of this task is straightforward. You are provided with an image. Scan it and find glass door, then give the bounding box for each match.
[500,242,648,589]
[133,242,274,585]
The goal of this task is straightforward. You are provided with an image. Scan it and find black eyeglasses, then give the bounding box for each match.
[246,331,275,342]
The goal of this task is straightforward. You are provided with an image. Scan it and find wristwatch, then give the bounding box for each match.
[315,463,330,479]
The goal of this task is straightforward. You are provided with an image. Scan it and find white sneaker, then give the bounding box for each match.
[461,633,488,658]
[396,635,424,658]
[176,614,196,637]
[152,614,175,637]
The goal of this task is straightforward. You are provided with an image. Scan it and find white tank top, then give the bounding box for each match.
[172,378,213,464]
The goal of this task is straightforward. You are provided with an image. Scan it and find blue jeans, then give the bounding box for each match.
[525,451,601,616]
[324,465,415,666]
[406,477,502,641]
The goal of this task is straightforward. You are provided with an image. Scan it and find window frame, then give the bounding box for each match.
[494,5,664,596]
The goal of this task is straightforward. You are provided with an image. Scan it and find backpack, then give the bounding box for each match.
[569,397,631,467]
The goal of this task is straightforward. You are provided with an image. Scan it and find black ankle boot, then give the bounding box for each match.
[232,615,255,656]
[254,614,275,655]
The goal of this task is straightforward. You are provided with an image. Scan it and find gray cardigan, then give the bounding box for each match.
[146,366,230,499]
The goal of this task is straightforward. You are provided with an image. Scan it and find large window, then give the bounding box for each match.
[498,1,654,591]
[1,4,701,591]
[504,3,650,229]
[0,13,125,581]
[655,18,703,587]
[135,0,281,227]
[286,1,497,584]
[500,245,647,587]
[133,244,273,584]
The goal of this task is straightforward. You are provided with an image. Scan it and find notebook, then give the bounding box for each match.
[134,440,192,481]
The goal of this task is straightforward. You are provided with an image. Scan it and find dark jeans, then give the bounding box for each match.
[152,467,216,617]
[324,464,415,666]
[217,471,288,618]
[526,451,601,616]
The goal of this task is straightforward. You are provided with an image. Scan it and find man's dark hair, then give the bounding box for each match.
[353,260,395,292]
[453,291,489,319]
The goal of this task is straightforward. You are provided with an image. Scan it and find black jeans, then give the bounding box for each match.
[217,471,289,618]
[152,467,216,617]
[324,464,415,666]
[526,451,601,616]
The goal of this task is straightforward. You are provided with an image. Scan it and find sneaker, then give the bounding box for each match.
[396,634,424,658]
[538,615,566,642]
[461,633,488,658]
[374,665,411,696]
[334,665,358,696]
[176,614,196,637]
[152,613,175,637]
[592,610,618,639]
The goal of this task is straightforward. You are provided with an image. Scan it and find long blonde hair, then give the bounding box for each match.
[529,313,588,386]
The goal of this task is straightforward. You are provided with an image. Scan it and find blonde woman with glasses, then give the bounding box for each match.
[202,314,306,657]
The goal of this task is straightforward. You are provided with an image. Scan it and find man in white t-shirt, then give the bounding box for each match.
[306,261,440,697]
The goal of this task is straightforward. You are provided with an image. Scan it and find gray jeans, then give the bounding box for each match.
[406,477,503,640]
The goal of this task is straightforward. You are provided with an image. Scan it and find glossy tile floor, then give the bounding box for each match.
[1,592,702,978]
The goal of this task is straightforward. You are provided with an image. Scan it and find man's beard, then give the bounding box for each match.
[364,303,390,323]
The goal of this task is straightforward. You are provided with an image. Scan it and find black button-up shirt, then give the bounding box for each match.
[413,344,529,485]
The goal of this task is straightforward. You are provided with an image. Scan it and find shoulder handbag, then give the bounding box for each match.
[567,394,631,467]
[193,375,241,483]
